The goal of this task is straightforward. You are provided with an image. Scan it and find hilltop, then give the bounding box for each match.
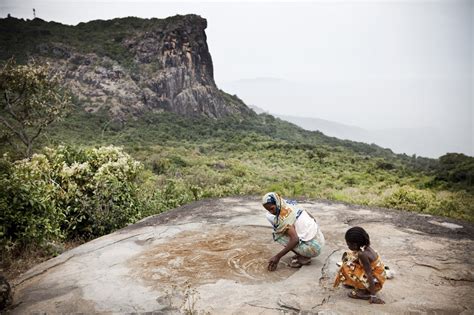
[0,15,251,118]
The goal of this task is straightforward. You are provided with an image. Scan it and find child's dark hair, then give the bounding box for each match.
[345,226,370,247]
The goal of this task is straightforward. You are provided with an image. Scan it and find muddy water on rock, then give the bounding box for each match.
[130,226,297,286]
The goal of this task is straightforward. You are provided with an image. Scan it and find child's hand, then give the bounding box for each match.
[369,296,385,304]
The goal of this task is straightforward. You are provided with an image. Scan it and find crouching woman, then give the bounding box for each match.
[262,192,325,271]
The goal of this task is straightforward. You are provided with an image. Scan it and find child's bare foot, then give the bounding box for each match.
[348,289,370,300]
[369,296,385,304]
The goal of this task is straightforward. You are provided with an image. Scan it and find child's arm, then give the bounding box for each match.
[359,252,385,304]
[268,224,299,271]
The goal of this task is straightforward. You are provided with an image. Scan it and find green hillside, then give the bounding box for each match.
[2,90,473,225]
[40,105,474,221]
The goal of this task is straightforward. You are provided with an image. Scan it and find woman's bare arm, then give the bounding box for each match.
[268,225,299,271]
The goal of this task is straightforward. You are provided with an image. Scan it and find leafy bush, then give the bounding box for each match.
[436,153,474,185]
[0,145,143,250]
[52,145,143,239]
[0,154,63,249]
[383,186,435,212]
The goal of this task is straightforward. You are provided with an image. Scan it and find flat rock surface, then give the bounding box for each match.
[11,197,474,314]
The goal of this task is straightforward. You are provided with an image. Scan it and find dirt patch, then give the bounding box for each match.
[130,225,297,286]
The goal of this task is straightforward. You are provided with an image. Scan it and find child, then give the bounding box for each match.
[333,226,386,304]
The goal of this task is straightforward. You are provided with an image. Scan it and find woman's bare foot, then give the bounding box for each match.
[297,256,311,265]
[289,255,312,268]
[289,259,303,268]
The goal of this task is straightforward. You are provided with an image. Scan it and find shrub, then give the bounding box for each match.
[375,160,395,170]
[436,153,474,185]
[0,145,143,250]
[383,186,434,212]
[0,154,63,249]
[49,145,143,239]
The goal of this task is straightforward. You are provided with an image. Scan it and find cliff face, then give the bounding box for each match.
[0,15,252,118]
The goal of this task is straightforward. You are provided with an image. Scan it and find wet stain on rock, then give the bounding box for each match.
[130,226,297,286]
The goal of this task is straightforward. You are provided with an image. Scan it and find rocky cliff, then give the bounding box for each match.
[0,15,252,118]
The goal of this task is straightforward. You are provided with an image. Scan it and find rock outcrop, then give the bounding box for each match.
[10,197,474,314]
[0,15,252,118]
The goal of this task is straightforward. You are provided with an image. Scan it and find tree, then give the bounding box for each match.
[0,58,71,157]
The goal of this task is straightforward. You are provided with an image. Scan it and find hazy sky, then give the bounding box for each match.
[1,0,472,156]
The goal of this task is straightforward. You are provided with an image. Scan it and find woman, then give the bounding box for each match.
[262,192,325,271]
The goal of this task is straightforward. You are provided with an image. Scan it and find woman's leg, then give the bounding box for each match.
[275,234,322,258]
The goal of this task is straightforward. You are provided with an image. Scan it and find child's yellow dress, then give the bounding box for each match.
[333,250,386,291]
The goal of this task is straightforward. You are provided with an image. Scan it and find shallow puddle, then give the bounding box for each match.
[130,225,297,286]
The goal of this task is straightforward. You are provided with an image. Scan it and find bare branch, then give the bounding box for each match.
[0,115,28,145]
[30,124,46,142]
[4,92,21,122]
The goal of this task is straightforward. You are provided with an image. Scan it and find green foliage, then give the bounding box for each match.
[382,185,473,221]
[0,58,71,157]
[375,159,394,170]
[0,145,143,250]
[49,145,143,239]
[383,186,434,212]
[0,154,63,248]
[436,153,474,185]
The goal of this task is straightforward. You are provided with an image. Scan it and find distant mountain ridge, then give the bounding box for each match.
[222,78,470,158]
[249,104,369,142]
[276,114,447,158]
[0,15,252,118]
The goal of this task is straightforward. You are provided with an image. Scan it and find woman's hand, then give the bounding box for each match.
[268,255,280,271]
[268,224,299,271]
[369,296,385,304]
